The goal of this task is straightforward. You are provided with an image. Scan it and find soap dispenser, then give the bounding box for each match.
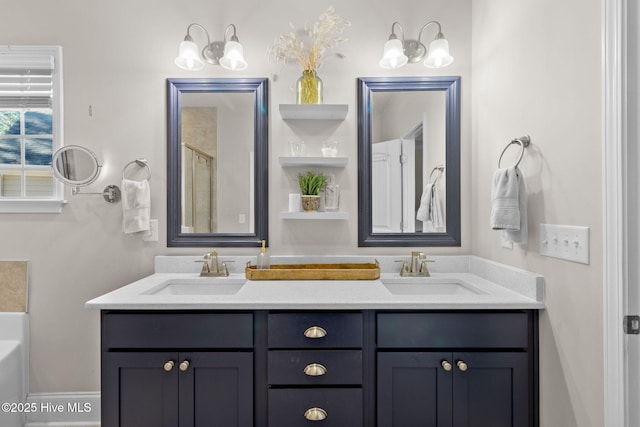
[257,240,270,270]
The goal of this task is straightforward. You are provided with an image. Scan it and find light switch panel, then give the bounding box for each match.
[539,224,589,264]
[142,219,159,242]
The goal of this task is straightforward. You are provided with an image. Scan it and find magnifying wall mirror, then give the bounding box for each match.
[167,78,268,247]
[52,145,101,187]
[357,76,461,247]
[52,145,121,203]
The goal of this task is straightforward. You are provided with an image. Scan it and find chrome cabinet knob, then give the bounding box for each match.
[457,360,468,372]
[163,360,175,372]
[304,326,327,339]
[304,363,328,376]
[304,407,328,421]
[441,360,452,372]
[179,360,190,372]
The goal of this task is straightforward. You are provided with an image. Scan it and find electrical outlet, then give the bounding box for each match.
[239,214,246,224]
[501,233,513,250]
[539,224,589,264]
[143,219,159,242]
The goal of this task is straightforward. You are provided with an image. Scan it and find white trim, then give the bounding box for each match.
[603,0,627,425]
[25,392,100,426]
[0,199,66,213]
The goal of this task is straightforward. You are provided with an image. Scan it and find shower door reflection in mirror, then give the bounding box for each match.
[180,93,254,234]
[167,78,268,247]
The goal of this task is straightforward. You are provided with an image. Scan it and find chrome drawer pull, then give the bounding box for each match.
[304,363,328,376]
[304,326,327,339]
[441,360,452,372]
[179,360,190,372]
[457,360,468,372]
[304,407,328,421]
[163,360,175,372]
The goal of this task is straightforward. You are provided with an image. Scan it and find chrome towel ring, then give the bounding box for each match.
[498,135,531,168]
[122,159,151,181]
[429,164,445,184]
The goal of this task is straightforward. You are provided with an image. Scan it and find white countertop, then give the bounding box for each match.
[85,256,545,310]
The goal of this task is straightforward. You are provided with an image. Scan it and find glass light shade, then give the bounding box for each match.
[220,41,248,71]
[379,38,408,69]
[175,40,205,71]
[424,38,454,68]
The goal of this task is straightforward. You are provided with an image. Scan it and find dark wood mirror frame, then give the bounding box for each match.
[357,76,461,247]
[167,78,269,247]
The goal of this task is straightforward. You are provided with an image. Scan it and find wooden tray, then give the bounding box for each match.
[245,262,380,281]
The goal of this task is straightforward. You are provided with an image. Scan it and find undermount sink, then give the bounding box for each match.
[381,277,486,296]
[142,278,247,296]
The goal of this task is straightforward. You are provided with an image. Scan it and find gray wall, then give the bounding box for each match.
[0,0,604,425]
[471,0,603,425]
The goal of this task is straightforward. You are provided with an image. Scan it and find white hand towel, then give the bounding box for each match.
[429,184,444,232]
[491,167,528,244]
[416,183,434,223]
[491,167,520,230]
[416,183,444,232]
[503,169,528,244]
[122,179,150,234]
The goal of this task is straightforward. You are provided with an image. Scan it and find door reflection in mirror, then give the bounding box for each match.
[371,91,446,233]
[357,76,460,247]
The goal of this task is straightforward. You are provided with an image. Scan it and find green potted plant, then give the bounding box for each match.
[298,171,327,212]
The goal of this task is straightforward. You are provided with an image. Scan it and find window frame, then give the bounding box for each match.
[0,46,65,213]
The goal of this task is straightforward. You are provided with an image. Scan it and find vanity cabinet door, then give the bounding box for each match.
[103,352,179,427]
[179,352,253,427]
[452,352,529,427]
[377,352,453,427]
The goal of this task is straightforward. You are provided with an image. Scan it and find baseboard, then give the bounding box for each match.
[25,392,100,426]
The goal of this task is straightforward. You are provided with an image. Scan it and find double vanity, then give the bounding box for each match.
[86,255,544,427]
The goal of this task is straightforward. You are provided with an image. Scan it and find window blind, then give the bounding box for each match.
[0,53,55,109]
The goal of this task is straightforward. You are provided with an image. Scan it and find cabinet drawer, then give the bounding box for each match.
[268,312,362,348]
[269,389,362,427]
[268,350,362,385]
[102,312,253,349]
[377,312,528,349]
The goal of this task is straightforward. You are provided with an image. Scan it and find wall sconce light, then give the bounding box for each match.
[175,23,248,71]
[379,21,454,69]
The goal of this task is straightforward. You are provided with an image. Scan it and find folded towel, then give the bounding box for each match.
[503,169,528,244]
[429,184,444,232]
[491,167,528,244]
[416,183,433,223]
[122,179,150,234]
[416,183,444,232]
[491,167,521,230]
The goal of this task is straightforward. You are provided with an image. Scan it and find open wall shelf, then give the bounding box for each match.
[279,104,348,120]
[279,157,348,168]
[280,211,349,220]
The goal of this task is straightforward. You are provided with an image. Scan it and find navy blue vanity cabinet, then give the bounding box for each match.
[99,308,538,426]
[377,311,537,427]
[101,311,254,427]
[267,312,365,427]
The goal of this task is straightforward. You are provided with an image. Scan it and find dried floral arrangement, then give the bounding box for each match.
[267,6,350,71]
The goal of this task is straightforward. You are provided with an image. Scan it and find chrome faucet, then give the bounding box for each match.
[396,251,434,277]
[196,250,233,277]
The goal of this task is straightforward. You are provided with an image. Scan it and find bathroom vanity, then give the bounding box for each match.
[87,255,544,427]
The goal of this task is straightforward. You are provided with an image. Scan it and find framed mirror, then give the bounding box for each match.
[357,76,461,246]
[167,78,268,247]
[52,145,101,187]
